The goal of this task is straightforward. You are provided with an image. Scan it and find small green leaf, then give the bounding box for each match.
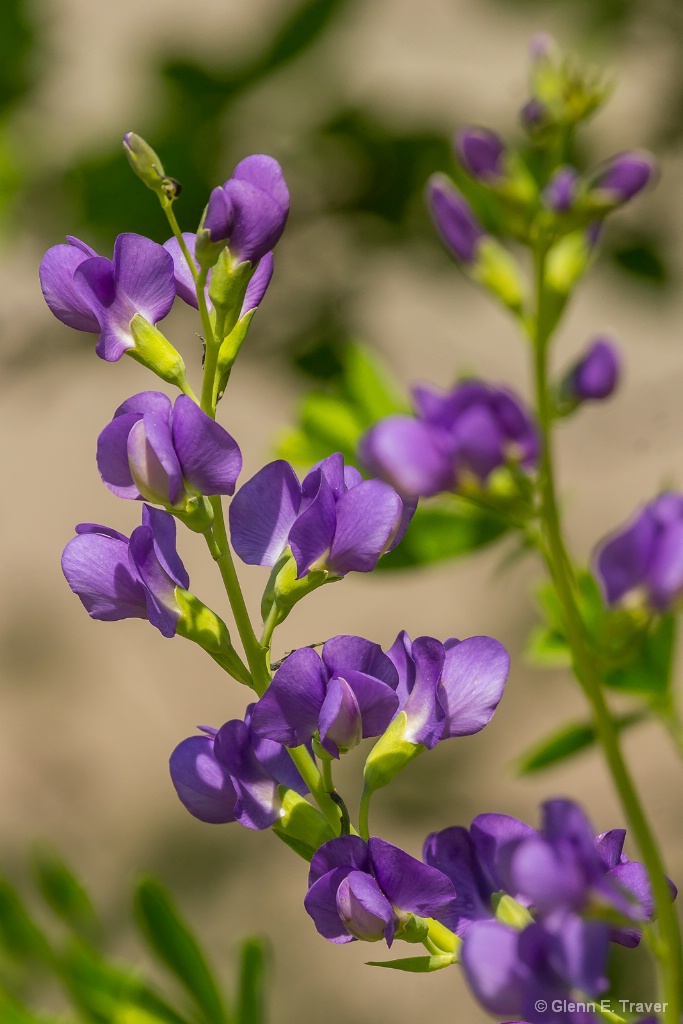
[603,615,676,698]
[516,712,644,775]
[366,955,454,973]
[343,343,407,423]
[32,847,101,945]
[0,879,53,965]
[135,879,229,1024]
[379,501,508,570]
[235,938,269,1024]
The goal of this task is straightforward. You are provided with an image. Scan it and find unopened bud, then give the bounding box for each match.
[123,133,166,197]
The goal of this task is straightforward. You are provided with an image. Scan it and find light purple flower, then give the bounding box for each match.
[595,492,683,611]
[252,636,400,758]
[61,505,189,638]
[426,174,486,264]
[170,706,307,829]
[591,151,657,205]
[360,380,539,499]
[386,631,509,749]
[561,337,620,403]
[163,233,274,314]
[96,391,242,507]
[455,127,506,182]
[229,453,412,578]
[543,167,579,213]
[39,233,176,362]
[304,835,456,945]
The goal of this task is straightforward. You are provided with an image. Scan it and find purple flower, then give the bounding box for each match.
[543,167,579,213]
[426,174,486,264]
[595,492,683,611]
[39,234,176,362]
[561,337,620,403]
[163,233,274,314]
[96,391,242,507]
[359,380,539,499]
[386,631,509,749]
[520,98,548,133]
[591,151,657,205]
[252,636,400,758]
[170,706,307,829]
[461,915,610,1023]
[455,127,506,182]
[304,835,456,945]
[229,453,411,577]
[61,505,189,638]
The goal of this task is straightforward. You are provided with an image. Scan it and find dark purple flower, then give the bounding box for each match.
[163,233,274,314]
[96,391,242,508]
[386,631,509,750]
[170,706,307,829]
[595,492,683,611]
[520,98,548,133]
[561,337,620,403]
[39,234,176,362]
[461,915,609,1023]
[426,174,486,264]
[591,151,657,205]
[304,835,456,945]
[229,453,411,578]
[455,127,506,182]
[360,380,539,499]
[61,505,189,638]
[543,167,579,213]
[252,636,400,758]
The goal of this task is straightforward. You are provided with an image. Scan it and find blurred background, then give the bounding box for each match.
[2,0,683,1019]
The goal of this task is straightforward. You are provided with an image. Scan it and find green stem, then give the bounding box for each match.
[531,246,682,1023]
[358,785,372,841]
[286,746,342,833]
[206,496,270,696]
[162,200,198,284]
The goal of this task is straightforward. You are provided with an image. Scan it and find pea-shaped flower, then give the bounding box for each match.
[229,453,411,578]
[252,636,400,757]
[61,505,189,638]
[304,835,456,945]
[39,233,176,362]
[96,391,242,510]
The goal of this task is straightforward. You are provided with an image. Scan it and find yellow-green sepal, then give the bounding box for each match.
[492,893,534,930]
[271,790,336,861]
[363,712,424,794]
[175,589,252,686]
[261,549,340,628]
[471,237,526,313]
[126,315,189,390]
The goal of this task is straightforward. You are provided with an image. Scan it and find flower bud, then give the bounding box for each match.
[195,187,234,270]
[123,132,166,196]
[543,167,579,214]
[455,127,505,183]
[126,314,189,390]
[589,152,657,208]
[336,872,394,942]
[560,337,620,407]
[426,174,485,264]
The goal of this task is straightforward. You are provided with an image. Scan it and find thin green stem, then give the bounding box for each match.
[358,785,372,841]
[531,246,682,1023]
[286,746,342,833]
[207,496,270,696]
[162,200,198,284]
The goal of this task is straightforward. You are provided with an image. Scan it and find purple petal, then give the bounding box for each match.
[386,631,415,707]
[569,337,620,401]
[322,635,399,689]
[426,174,486,264]
[470,813,536,894]
[594,829,626,870]
[288,471,337,577]
[141,505,189,589]
[204,186,234,242]
[169,735,238,824]
[543,167,578,214]
[309,453,347,500]
[112,233,176,324]
[308,836,372,885]
[337,871,396,944]
[305,867,358,943]
[326,479,404,574]
[595,507,657,605]
[359,416,455,498]
[541,800,600,875]
[556,917,610,995]
[127,413,185,506]
[452,404,506,481]
[369,837,457,921]
[241,252,274,316]
[462,921,525,1016]
[171,396,242,496]
[250,646,327,746]
[163,233,202,308]
[39,242,100,332]
[232,155,290,214]
[223,177,288,264]
[115,390,174,420]
[645,517,683,610]
[400,636,445,749]
[456,127,506,181]
[128,523,181,637]
[595,151,656,203]
[608,861,654,921]
[318,676,363,757]
[423,826,493,934]
[438,636,509,737]
[509,836,587,915]
[97,413,144,500]
[61,529,147,621]
[214,719,283,830]
[229,460,302,566]
[250,732,308,795]
[338,669,400,739]
[75,256,137,361]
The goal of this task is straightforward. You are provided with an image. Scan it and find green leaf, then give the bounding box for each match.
[32,847,101,945]
[366,955,454,972]
[516,712,645,775]
[603,615,676,698]
[525,625,571,667]
[342,343,407,423]
[235,938,269,1024]
[0,879,53,965]
[379,501,509,570]
[135,878,229,1024]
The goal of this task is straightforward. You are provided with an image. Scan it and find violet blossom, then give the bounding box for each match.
[304,835,456,945]
[595,492,683,611]
[61,505,189,638]
[426,174,487,264]
[96,391,242,508]
[590,151,657,206]
[170,705,307,829]
[561,337,620,404]
[456,127,506,183]
[229,452,412,578]
[39,233,176,362]
[163,233,274,314]
[359,380,539,499]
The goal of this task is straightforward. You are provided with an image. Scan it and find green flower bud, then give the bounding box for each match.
[175,589,252,686]
[363,712,424,794]
[123,133,166,197]
[127,314,189,390]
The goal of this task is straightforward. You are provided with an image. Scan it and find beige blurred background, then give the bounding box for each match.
[1,0,683,1019]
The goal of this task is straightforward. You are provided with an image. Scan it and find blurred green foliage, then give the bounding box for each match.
[0,848,269,1024]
